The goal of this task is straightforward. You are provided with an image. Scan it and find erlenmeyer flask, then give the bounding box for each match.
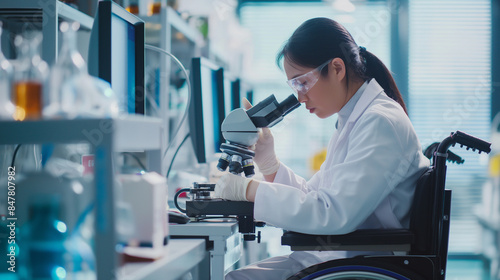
[44,22,87,118]
[0,21,15,120]
[12,31,48,121]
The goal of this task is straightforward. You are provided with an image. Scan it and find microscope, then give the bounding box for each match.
[174,94,300,241]
[217,94,301,177]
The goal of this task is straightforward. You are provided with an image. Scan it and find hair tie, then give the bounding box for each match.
[358,46,367,66]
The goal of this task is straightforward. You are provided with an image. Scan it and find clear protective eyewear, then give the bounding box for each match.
[286,59,332,95]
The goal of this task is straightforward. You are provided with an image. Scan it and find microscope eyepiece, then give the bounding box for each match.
[246,94,300,128]
[280,94,301,117]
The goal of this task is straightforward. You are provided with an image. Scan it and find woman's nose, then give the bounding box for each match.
[297,92,308,103]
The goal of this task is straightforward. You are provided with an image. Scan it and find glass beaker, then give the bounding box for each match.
[12,31,48,121]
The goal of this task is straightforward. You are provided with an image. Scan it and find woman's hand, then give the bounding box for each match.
[214,173,260,202]
[243,98,280,177]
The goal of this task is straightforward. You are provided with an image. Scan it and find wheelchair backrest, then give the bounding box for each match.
[409,166,437,255]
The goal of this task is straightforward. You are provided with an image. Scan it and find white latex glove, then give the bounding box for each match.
[214,173,252,201]
[243,98,280,175]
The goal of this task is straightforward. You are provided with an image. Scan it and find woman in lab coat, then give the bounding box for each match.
[215,17,430,279]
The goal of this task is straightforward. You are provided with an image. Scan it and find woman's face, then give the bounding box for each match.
[284,58,348,119]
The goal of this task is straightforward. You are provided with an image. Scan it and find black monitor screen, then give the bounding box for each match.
[223,76,233,116]
[88,1,145,114]
[239,79,253,106]
[189,57,225,164]
[224,74,243,115]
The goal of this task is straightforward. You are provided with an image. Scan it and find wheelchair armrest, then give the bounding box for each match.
[281,229,414,252]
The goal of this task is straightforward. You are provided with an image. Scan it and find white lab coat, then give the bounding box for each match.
[253,79,430,268]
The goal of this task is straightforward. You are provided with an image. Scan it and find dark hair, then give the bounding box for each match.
[276,17,407,115]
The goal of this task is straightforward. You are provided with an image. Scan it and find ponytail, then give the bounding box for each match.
[360,48,408,115]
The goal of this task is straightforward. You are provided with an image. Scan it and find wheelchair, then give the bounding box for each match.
[281,131,491,280]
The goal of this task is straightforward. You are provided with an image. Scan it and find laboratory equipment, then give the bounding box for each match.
[45,21,86,118]
[149,0,162,16]
[0,21,15,120]
[118,172,168,249]
[217,94,300,177]
[88,0,145,115]
[18,197,69,280]
[125,0,139,14]
[46,20,119,119]
[188,57,225,164]
[45,21,118,119]
[11,31,48,121]
[174,183,263,241]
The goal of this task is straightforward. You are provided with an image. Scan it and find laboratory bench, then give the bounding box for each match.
[119,239,208,280]
[170,221,242,280]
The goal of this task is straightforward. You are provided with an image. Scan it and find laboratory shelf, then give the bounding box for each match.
[0,0,94,64]
[0,115,163,151]
[0,115,163,280]
[119,239,207,280]
[141,5,204,48]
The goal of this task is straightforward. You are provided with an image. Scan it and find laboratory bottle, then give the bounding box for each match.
[0,21,15,120]
[149,0,163,16]
[18,199,69,280]
[126,0,139,14]
[45,22,86,119]
[12,31,48,121]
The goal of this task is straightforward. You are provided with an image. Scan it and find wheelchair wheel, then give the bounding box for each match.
[288,259,426,280]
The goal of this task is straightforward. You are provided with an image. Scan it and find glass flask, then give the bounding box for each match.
[45,21,119,119]
[12,31,48,121]
[0,22,15,120]
[44,22,86,119]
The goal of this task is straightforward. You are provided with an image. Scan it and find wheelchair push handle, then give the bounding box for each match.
[451,131,491,154]
[434,131,491,166]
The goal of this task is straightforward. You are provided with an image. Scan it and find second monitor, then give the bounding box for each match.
[88,1,145,115]
[189,57,225,164]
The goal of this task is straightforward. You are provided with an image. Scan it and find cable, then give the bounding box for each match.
[144,44,192,163]
[173,187,191,213]
[166,133,190,179]
[10,144,22,168]
[121,152,147,171]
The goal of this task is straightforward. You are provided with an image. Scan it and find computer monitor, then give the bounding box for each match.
[239,79,254,105]
[189,57,225,164]
[246,89,254,105]
[88,1,145,114]
[223,72,240,116]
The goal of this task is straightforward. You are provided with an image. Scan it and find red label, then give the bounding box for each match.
[82,155,95,175]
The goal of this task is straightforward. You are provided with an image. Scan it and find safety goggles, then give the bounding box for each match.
[286,59,332,95]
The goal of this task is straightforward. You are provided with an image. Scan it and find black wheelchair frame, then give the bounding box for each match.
[281,131,491,280]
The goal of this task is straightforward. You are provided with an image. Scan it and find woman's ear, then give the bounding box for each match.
[331,58,346,81]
